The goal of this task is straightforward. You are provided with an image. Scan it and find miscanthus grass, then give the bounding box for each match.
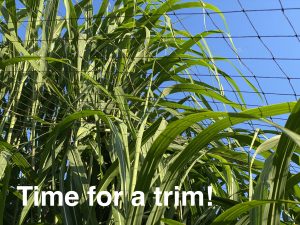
[0,0,299,224]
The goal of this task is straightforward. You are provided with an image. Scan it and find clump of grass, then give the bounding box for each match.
[0,0,299,224]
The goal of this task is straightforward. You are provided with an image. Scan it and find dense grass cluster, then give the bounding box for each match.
[0,0,299,224]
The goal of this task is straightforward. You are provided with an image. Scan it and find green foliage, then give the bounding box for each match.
[0,0,299,224]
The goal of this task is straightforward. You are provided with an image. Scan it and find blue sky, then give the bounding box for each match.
[168,0,300,129]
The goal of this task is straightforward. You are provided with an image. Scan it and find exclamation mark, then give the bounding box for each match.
[207,186,212,206]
